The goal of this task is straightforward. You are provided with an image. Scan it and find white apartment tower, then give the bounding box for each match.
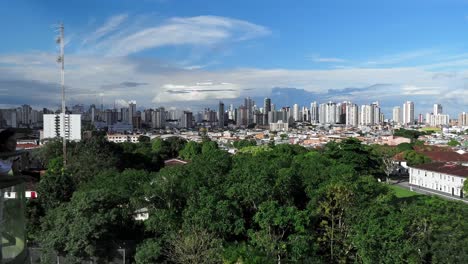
[320,102,337,124]
[360,105,374,126]
[346,103,359,127]
[43,114,81,141]
[371,102,381,125]
[459,112,468,126]
[433,104,442,115]
[393,106,401,124]
[403,101,414,125]
[310,102,319,123]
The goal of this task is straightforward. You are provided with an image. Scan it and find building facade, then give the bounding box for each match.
[409,163,466,198]
[403,101,414,125]
[43,113,81,141]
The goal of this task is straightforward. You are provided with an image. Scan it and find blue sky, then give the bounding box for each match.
[1,0,468,116]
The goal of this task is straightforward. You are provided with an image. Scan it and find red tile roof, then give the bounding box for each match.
[420,151,468,163]
[411,162,468,178]
[16,143,41,150]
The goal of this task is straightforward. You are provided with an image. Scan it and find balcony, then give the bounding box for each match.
[1,151,28,264]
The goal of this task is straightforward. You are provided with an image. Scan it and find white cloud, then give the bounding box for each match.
[310,55,346,63]
[82,14,128,45]
[155,82,241,102]
[401,85,442,95]
[364,49,436,66]
[79,15,270,57]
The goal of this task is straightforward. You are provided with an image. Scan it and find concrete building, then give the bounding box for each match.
[152,107,166,129]
[218,101,225,128]
[459,112,468,126]
[426,114,450,127]
[263,98,271,114]
[433,104,442,115]
[393,106,401,124]
[244,97,254,125]
[269,120,289,132]
[181,111,193,129]
[120,107,129,124]
[43,113,81,141]
[409,163,466,198]
[360,105,374,126]
[106,133,140,143]
[403,101,414,125]
[310,101,319,123]
[293,104,300,122]
[345,103,359,127]
[237,106,248,127]
[21,104,32,126]
[371,102,381,125]
[319,102,337,124]
[129,101,136,127]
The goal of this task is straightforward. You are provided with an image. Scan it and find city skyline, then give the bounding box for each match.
[2,98,464,130]
[1,1,468,116]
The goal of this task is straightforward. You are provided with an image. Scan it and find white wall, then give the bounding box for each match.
[409,167,465,197]
[43,114,81,141]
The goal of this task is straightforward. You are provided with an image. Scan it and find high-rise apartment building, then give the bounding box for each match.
[263,98,271,114]
[426,113,450,126]
[218,101,225,128]
[433,104,442,115]
[21,104,32,125]
[336,103,343,124]
[371,102,381,125]
[244,97,254,125]
[392,106,401,124]
[319,102,337,124]
[459,112,468,126]
[152,107,166,129]
[293,104,300,122]
[302,106,309,122]
[360,105,374,126]
[345,103,359,127]
[129,101,136,127]
[181,111,193,128]
[237,106,248,126]
[402,101,414,125]
[310,102,319,123]
[43,113,81,141]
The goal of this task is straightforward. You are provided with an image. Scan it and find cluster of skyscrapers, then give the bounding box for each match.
[0,99,466,134]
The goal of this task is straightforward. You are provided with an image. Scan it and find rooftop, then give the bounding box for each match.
[412,162,468,178]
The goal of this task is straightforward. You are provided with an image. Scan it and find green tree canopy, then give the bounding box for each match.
[402,150,431,166]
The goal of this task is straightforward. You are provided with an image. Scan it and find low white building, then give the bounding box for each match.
[270,120,289,132]
[409,163,467,198]
[106,134,140,143]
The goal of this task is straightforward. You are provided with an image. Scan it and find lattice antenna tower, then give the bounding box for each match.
[56,22,67,166]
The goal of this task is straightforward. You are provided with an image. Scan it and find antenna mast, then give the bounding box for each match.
[56,22,67,166]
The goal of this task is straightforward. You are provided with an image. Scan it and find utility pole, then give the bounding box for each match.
[56,22,67,166]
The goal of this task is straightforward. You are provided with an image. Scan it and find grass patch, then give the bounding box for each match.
[420,127,441,132]
[388,184,421,198]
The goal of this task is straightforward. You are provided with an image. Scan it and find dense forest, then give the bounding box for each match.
[27,135,468,263]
